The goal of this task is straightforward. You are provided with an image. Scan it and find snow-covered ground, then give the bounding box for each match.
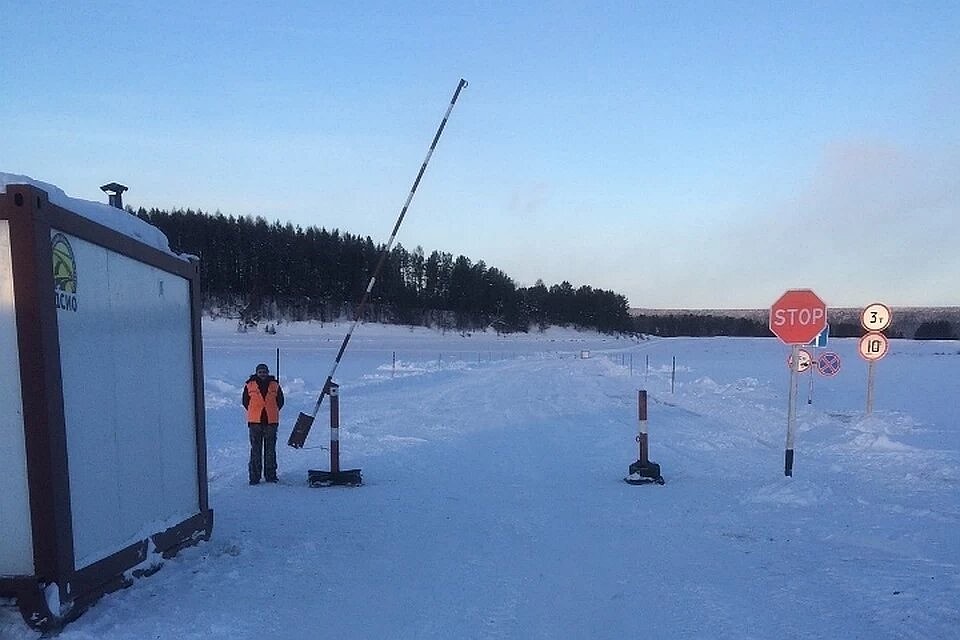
[3,320,958,639]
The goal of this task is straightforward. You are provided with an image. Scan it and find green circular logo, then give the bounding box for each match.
[52,233,77,293]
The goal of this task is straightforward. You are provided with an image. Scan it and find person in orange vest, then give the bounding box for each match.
[242,363,285,484]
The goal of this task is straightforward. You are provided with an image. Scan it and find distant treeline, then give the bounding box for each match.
[911,320,958,340]
[132,207,957,340]
[632,314,767,337]
[633,314,957,340]
[134,207,633,334]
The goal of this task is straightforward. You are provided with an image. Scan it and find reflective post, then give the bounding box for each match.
[329,382,340,474]
[637,390,649,466]
[866,361,876,416]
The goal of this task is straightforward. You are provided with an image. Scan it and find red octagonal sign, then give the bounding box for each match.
[769,289,827,344]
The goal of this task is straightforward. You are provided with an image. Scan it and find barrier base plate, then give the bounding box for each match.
[625,460,665,485]
[308,469,363,487]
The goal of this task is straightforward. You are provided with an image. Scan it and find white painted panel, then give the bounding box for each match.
[54,232,199,569]
[0,221,34,576]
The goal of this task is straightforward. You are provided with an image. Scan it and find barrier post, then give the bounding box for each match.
[307,380,362,487]
[329,382,340,474]
[625,388,665,485]
[637,389,649,466]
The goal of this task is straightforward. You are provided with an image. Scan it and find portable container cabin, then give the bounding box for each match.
[0,177,212,631]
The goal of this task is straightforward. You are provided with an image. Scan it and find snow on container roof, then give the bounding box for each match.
[1,172,176,256]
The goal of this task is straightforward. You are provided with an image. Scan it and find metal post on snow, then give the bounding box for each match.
[330,384,339,474]
[637,390,648,466]
[785,344,800,476]
[307,381,362,486]
[624,389,665,485]
[769,289,828,477]
[860,302,891,416]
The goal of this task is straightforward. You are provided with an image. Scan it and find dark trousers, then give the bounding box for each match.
[249,423,278,482]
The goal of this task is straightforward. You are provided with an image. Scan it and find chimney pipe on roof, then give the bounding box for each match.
[100,182,128,209]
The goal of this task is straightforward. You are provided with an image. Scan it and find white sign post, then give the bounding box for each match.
[769,289,828,477]
[785,344,802,473]
[859,303,892,416]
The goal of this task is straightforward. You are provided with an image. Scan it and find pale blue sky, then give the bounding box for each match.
[3,1,958,308]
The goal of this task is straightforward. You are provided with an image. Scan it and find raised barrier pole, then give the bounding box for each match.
[288,78,469,450]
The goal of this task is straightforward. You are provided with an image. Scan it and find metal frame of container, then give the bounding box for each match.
[0,183,212,631]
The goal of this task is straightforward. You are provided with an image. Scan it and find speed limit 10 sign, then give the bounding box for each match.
[859,331,889,361]
[861,303,892,332]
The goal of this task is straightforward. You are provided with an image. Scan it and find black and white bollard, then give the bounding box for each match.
[308,381,362,487]
[625,389,665,485]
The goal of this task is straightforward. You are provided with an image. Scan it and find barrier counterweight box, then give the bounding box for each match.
[0,180,212,630]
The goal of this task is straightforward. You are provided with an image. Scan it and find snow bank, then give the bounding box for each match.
[1,172,174,255]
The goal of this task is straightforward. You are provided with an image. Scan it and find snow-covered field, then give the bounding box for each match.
[3,320,958,639]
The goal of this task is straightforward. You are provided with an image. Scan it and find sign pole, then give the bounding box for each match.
[671,356,676,393]
[769,288,828,478]
[859,303,892,417]
[785,344,800,476]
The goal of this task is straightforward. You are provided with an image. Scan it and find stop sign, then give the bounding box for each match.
[769,289,827,344]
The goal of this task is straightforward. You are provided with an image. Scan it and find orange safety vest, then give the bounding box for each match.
[246,380,280,424]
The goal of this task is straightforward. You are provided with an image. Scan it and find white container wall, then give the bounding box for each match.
[1,179,211,632]
[0,221,34,576]
[53,232,199,569]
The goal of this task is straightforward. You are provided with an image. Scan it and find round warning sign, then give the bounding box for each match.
[861,303,892,332]
[858,331,889,361]
[787,348,813,372]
